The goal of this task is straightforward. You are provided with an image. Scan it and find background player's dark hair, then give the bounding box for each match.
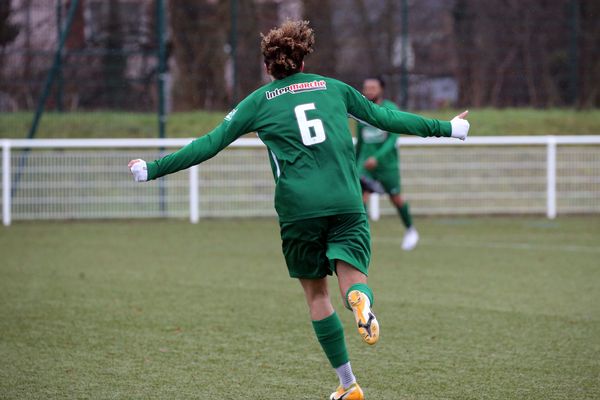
[261,20,315,79]
[365,76,386,89]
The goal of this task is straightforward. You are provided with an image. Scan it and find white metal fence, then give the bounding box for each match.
[1,136,599,226]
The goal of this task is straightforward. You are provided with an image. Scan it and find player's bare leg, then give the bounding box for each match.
[299,277,334,320]
[336,261,379,345]
[299,278,364,399]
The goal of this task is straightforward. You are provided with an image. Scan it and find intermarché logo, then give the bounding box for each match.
[265,80,327,100]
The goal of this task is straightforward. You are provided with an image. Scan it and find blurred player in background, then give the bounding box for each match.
[129,20,469,400]
[356,77,419,251]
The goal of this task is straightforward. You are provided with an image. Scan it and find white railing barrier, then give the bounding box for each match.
[368,193,380,221]
[546,136,557,219]
[367,135,600,220]
[1,136,599,226]
[2,140,11,226]
[189,165,199,224]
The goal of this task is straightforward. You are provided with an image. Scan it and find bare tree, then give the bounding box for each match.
[233,0,262,102]
[0,0,19,49]
[101,0,129,108]
[168,0,228,110]
[579,0,600,107]
[451,0,589,108]
[0,0,20,87]
[303,0,337,77]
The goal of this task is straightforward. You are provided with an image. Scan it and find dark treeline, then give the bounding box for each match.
[0,0,597,112]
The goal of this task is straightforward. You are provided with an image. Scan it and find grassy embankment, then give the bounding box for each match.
[1,108,599,138]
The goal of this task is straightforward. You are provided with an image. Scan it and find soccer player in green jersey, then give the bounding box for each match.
[129,20,469,400]
[356,77,419,251]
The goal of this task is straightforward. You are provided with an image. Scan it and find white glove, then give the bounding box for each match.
[450,110,470,141]
[128,159,148,182]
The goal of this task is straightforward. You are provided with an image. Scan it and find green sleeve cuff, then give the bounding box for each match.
[440,121,452,137]
[146,161,158,181]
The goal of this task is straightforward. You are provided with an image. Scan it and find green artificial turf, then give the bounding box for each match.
[1,216,599,399]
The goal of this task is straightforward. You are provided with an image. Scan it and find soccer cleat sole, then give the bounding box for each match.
[329,382,365,400]
[348,290,379,345]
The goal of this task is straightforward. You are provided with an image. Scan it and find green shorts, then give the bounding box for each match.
[362,168,401,195]
[279,213,371,279]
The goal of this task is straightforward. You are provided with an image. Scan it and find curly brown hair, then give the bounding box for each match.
[260,20,315,79]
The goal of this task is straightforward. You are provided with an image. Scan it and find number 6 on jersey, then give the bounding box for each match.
[295,103,326,146]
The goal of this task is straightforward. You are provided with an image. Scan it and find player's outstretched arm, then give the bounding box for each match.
[345,83,470,140]
[127,123,233,182]
[128,97,257,182]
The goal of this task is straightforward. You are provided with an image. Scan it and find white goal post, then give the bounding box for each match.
[2,136,600,226]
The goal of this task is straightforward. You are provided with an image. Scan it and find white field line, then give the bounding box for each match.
[372,237,600,254]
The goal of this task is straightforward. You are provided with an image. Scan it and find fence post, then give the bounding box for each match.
[568,0,580,106]
[156,0,167,138]
[189,165,199,224]
[2,140,11,226]
[368,193,380,221]
[156,0,168,215]
[399,0,409,109]
[229,0,238,106]
[546,136,557,219]
[55,0,64,112]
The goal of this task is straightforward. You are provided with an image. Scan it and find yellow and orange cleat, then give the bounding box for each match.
[329,382,365,400]
[347,290,379,345]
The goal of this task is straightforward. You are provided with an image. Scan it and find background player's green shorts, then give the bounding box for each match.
[279,213,371,279]
[362,168,401,195]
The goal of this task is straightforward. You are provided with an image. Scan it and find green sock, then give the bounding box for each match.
[345,283,374,310]
[312,312,349,368]
[397,203,413,229]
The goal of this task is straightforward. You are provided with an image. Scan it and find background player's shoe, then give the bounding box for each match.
[330,382,365,400]
[402,227,419,251]
[347,290,379,345]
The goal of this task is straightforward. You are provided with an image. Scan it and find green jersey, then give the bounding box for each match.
[146,72,451,222]
[355,99,400,173]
